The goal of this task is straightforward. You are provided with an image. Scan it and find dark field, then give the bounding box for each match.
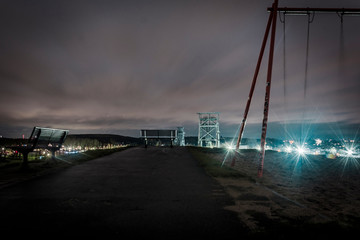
[190,147,360,237]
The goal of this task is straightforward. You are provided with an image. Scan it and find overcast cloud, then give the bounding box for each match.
[0,0,359,139]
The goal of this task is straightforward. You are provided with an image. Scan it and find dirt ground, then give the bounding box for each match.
[205,149,360,233]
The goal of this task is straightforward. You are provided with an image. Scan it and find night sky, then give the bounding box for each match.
[0,0,359,140]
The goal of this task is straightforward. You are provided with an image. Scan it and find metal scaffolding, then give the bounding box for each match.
[176,127,186,146]
[197,112,220,148]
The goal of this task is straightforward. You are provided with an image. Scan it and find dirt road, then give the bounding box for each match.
[0,147,245,238]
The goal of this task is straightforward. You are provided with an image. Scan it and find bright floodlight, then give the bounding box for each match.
[296,146,306,156]
[346,148,354,157]
[225,143,234,151]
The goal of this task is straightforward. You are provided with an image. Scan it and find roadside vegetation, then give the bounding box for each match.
[55,147,132,165]
[0,146,133,188]
[187,146,358,239]
[187,146,249,179]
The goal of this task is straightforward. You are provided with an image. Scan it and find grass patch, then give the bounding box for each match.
[188,146,360,238]
[187,146,245,178]
[56,148,130,165]
[1,147,132,169]
[0,147,133,187]
[246,220,358,240]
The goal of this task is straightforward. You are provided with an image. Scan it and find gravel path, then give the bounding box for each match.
[0,146,245,239]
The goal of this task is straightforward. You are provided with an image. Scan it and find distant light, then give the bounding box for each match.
[227,146,234,150]
[296,146,306,156]
[346,148,354,157]
[330,147,337,154]
[225,143,234,150]
[285,146,292,153]
[315,138,322,146]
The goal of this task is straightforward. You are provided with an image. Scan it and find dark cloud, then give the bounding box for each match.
[0,0,359,138]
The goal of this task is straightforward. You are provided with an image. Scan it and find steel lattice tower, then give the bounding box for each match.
[197,112,220,148]
[176,127,185,146]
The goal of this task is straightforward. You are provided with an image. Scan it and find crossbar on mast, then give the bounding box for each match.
[268,7,360,15]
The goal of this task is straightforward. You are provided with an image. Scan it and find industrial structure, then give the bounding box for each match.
[197,112,220,148]
[175,127,186,146]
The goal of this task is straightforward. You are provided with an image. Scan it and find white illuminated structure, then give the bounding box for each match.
[176,127,186,146]
[197,112,220,148]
